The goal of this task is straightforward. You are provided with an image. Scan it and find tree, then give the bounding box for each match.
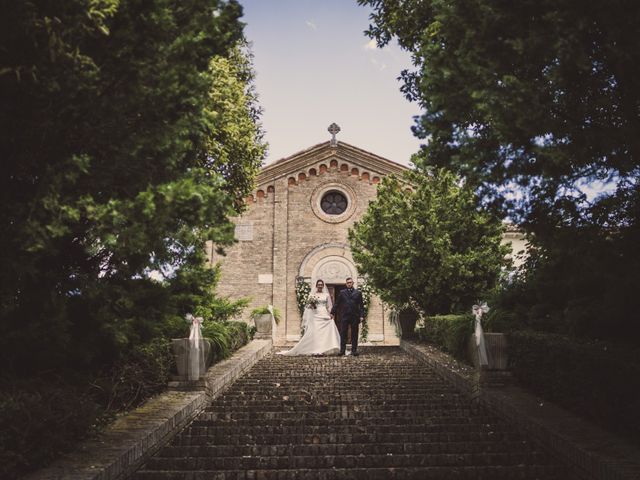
[0,0,266,373]
[349,169,509,315]
[359,0,640,230]
[359,0,640,338]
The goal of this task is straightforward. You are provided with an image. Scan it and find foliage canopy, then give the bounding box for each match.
[349,169,509,315]
[0,0,265,373]
[359,0,640,337]
[359,0,640,232]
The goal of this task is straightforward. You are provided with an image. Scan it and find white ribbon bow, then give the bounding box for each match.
[267,305,275,323]
[187,314,204,347]
[186,314,204,380]
[472,302,490,366]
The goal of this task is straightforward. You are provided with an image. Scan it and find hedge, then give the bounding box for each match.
[416,316,640,446]
[0,321,252,479]
[416,314,474,361]
[508,330,640,446]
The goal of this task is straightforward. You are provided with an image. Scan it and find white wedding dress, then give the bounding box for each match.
[279,291,341,356]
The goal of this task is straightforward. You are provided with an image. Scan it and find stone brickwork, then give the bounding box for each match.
[214,141,407,346]
[213,140,527,347]
[134,347,569,479]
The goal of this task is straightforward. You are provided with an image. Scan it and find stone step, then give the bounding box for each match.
[214,394,465,404]
[158,439,540,458]
[171,430,530,446]
[133,347,568,479]
[206,399,470,409]
[185,414,510,435]
[144,451,552,470]
[197,407,477,418]
[190,413,501,425]
[134,465,565,480]
[213,391,466,400]
[224,380,456,387]
[224,386,457,392]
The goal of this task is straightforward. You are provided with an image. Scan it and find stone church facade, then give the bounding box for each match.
[208,133,525,346]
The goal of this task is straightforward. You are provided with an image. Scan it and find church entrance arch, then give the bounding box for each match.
[298,243,359,342]
[298,243,358,286]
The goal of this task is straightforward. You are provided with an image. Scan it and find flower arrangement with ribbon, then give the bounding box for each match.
[471,302,490,367]
[295,277,311,318]
[185,313,205,381]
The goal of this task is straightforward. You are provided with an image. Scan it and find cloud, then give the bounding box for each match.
[305,20,317,30]
[369,57,387,71]
[363,39,377,50]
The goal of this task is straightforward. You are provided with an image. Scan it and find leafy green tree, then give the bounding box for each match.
[349,169,509,315]
[359,0,639,228]
[0,0,265,374]
[359,0,640,337]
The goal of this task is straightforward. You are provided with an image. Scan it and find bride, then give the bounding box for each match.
[279,279,340,355]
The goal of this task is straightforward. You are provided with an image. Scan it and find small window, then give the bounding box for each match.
[321,191,348,215]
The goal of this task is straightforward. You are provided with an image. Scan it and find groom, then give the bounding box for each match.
[331,277,364,356]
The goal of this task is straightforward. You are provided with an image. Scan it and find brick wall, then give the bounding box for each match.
[213,144,401,346]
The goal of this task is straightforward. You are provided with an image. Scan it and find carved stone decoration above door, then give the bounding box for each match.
[298,243,359,285]
[311,256,357,285]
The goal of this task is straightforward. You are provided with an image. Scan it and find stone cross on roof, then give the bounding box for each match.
[328,123,341,147]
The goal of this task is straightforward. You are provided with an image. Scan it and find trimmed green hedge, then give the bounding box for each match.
[509,330,640,446]
[202,320,252,362]
[417,314,474,361]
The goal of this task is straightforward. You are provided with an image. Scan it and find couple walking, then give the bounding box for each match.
[280,277,364,356]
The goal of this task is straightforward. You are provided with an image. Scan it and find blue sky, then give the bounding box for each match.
[240,0,423,166]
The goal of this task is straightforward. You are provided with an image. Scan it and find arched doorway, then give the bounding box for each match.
[298,243,359,341]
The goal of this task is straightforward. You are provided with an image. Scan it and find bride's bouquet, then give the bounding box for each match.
[306,294,320,309]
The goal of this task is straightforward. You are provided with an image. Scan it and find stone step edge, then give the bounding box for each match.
[23,339,273,480]
[400,339,640,480]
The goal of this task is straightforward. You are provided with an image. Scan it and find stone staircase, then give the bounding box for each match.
[133,347,568,479]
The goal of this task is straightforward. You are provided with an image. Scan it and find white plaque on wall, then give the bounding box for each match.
[235,223,253,241]
[258,274,273,284]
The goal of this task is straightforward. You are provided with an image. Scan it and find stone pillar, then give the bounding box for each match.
[468,333,513,402]
[271,177,289,346]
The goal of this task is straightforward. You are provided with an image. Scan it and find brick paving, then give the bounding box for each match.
[133,347,568,479]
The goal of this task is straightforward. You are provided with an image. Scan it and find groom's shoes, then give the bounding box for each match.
[338,351,345,356]
[351,351,359,356]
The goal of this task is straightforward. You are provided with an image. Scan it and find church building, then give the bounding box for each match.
[207,125,525,346]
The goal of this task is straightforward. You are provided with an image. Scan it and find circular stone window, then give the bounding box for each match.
[321,190,348,215]
[311,182,357,223]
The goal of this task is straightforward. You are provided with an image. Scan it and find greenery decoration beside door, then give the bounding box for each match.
[295,277,371,341]
[359,280,372,341]
[295,277,311,319]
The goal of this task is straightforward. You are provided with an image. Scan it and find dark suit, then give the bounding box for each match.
[331,288,364,354]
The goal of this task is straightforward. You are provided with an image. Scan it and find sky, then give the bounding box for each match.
[239,0,423,166]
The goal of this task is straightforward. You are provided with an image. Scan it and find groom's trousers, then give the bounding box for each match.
[339,319,359,353]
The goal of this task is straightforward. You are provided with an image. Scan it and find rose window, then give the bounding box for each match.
[320,191,348,215]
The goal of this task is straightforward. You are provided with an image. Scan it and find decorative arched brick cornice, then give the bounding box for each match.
[256,141,408,186]
[246,141,410,199]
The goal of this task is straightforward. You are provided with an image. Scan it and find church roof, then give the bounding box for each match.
[256,140,410,186]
